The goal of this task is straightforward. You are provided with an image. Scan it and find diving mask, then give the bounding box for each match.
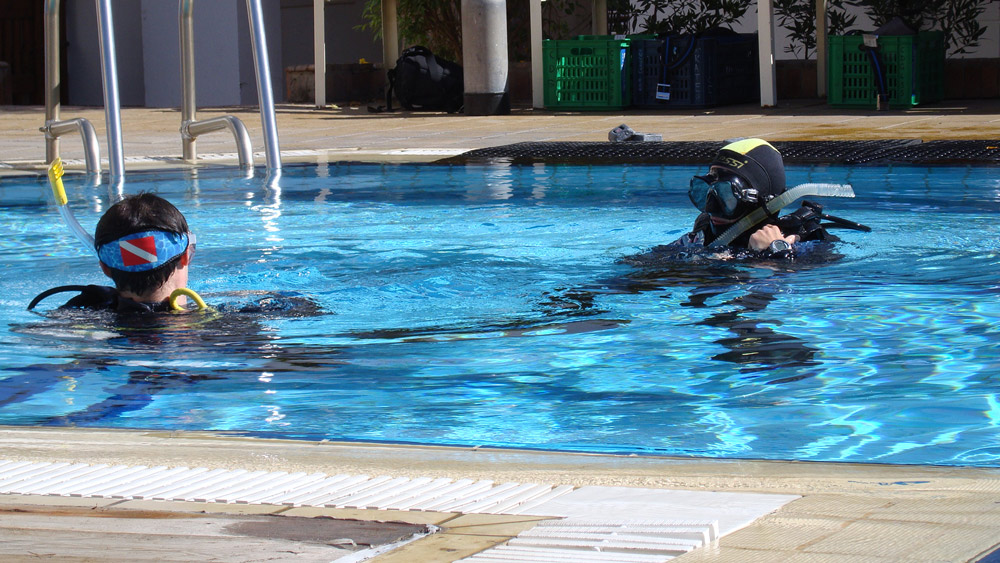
[688,168,759,217]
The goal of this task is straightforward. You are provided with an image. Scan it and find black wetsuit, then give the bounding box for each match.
[28,285,173,314]
[667,201,840,260]
[28,285,322,319]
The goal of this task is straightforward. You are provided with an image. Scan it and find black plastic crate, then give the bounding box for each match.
[633,33,760,109]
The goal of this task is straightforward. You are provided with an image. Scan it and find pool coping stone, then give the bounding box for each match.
[1,427,999,562]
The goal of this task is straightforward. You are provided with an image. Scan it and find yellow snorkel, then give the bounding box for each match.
[48,158,97,252]
[169,287,210,311]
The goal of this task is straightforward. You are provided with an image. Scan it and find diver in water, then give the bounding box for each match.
[606,139,870,374]
[671,138,868,260]
[15,185,320,426]
[28,189,318,318]
[29,193,201,313]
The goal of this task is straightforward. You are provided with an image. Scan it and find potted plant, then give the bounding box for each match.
[842,0,996,55]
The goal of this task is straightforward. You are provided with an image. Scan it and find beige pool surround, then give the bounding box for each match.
[2,427,999,562]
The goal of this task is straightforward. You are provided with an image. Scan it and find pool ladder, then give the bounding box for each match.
[42,0,282,182]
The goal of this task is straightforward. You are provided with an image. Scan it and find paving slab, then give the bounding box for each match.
[0,503,426,562]
[1,427,1000,562]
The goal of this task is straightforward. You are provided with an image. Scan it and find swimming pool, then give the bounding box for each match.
[2,162,998,466]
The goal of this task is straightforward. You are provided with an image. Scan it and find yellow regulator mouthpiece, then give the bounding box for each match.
[169,288,209,311]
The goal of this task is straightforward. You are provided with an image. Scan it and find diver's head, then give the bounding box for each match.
[689,138,786,221]
[94,193,193,298]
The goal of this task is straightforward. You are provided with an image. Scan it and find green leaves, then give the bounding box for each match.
[610,0,752,35]
[774,0,857,59]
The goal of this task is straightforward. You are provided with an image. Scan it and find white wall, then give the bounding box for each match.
[141,0,242,108]
[280,0,381,67]
[66,0,284,108]
[66,0,145,106]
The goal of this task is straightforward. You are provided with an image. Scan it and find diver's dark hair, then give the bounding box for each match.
[94,193,189,297]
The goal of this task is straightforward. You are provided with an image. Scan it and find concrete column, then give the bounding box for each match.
[592,0,607,35]
[816,0,826,97]
[757,0,777,107]
[530,0,543,108]
[314,0,326,107]
[381,0,399,69]
[461,0,510,115]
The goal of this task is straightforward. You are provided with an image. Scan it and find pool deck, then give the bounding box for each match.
[3,100,1000,562]
[2,99,1000,174]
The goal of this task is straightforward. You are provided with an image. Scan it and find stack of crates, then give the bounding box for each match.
[632,33,759,109]
[542,36,635,111]
[827,31,944,108]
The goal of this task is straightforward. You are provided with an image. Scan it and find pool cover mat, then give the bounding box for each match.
[441,140,1000,165]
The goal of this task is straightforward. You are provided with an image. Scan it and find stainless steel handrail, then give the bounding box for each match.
[179,0,254,169]
[181,116,254,165]
[44,0,280,176]
[46,118,101,173]
[42,0,102,175]
[245,0,282,170]
[96,0,124,181]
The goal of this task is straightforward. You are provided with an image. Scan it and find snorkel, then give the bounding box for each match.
[708,183,869,247]
[48,158,96,252]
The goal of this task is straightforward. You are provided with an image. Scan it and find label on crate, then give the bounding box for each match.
[656,83,671,101]
[863,34,878,48]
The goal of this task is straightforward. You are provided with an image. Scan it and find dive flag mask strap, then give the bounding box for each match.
[97,230,190,272]
[708,183,856,247]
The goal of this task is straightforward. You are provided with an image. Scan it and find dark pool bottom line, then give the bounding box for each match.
[440,140,1000,166]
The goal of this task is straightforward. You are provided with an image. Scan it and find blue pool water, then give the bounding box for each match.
[1,162,999,466]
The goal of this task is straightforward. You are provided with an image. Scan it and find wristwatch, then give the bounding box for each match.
[767,239,793,257]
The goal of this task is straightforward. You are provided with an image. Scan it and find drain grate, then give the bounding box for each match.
[458,519,719,562]
[0,460,571,514]
[0,459,801,562]
[438,140,1000,165]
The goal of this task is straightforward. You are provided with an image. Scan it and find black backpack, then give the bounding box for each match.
[386,46,464,113]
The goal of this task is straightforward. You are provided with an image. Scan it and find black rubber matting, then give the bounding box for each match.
[438,140,1000,165]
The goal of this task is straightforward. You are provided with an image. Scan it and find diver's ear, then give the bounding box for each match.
[179,247,192,267]
[100,262,113,278]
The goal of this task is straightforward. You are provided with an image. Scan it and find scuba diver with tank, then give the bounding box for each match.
[610,138,872,375]
[672,138,870,259]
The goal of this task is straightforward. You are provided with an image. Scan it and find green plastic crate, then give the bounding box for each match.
[828,32,944,109]
[543,37,633,110]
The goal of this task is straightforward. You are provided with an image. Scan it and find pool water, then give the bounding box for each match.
[1,162,999,466]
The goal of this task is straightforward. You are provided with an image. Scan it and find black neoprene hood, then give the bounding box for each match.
[710,138,786,201]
